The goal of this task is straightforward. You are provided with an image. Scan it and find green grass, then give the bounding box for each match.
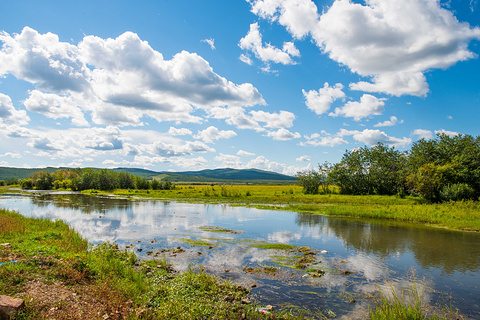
[198,226,244,234]
[0,208,306,319]
[368,283,461,320]
[180,238,213,246]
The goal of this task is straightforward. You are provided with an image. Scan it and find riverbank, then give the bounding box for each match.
[107,185,480,232]
[0,208,270,319]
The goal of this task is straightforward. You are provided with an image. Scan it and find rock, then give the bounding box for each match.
[223,296,234,302]
[266,305,274,311]
[0,295,25,320]
[241,298,251,304]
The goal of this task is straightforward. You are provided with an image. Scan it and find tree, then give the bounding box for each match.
[31,170,54,190]
[295,169,322,194]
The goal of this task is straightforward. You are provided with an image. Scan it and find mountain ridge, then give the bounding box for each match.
[0,166,295,183]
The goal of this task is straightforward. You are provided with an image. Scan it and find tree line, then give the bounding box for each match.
[295,133,480,202]
[20,168,173,191]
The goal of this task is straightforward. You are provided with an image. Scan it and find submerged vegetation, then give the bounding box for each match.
[0,208,294,319]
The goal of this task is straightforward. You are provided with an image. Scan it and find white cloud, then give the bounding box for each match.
[201,38,215,50]
[152,140,215,157]
[246,155,309,176]
[194,126,237,143]
[173,156,208,169]
[302,82,345,115]
[237,150,255,157]
[435,129,460,137]
[23,90,88,126]
[83,126,124,151]
[239,22,300,65]
[374,116,403,127]
[28,136,60,151]
[329,94,385,121]
[208,106,264,131]
[266,128,301,140]
[250,110,295,128]
[239,53,253,65]
[214,153,243,168]
[0,27,265,127]
[1,152,22,158]
[296,155,310,162]
[249,0,320,39]
[301,131,348,147]
[340,128,412,147]
[412,129,433,140]
[0,93,29,126]
[169,127,193,136]
[249,0,480,96]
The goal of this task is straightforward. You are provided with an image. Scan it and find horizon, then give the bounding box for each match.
[1,0,479,176]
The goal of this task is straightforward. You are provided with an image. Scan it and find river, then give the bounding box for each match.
[1,193,479,319]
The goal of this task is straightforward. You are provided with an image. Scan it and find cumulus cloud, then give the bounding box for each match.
[239,22,300,65]
[374,116,403,127]
[412,129,433,140]
[0,93,29,125]
[239,53,253,65]
[435,129,460,137]
[28,136,60,151]
[249,0,319,39]
[214,153,243,168]
[0,27,265,127]
[339,128,412,147]
[246,155,308,176]
[208,106,264,131]
[250,110,295,128]
[84,126,124,151]
[248,0,480,96]
[201,38,215,50]
[169,127,193,136]
[300,131,348,147]
[302,82,345,115]
[237,150,255,156]
[152,140,215,157]
[23,90,88,126]
[266,128,301,140]
[329,94,385,121]
[194,126,237,143]
[296,155,310,162]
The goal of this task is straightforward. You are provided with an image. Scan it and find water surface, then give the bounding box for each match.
[1,193,479,319]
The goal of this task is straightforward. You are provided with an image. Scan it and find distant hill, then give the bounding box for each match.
[0,167,295,184]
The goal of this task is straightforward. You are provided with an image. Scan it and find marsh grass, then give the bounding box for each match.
[368,282,462,320]
[180,238,213,246]
[198,225,244,234]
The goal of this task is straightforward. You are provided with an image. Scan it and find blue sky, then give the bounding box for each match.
[0,0,479,175]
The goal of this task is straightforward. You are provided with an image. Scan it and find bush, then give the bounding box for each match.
[440,183,475,202]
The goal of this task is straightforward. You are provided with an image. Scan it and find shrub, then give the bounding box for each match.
[440,183,475,202]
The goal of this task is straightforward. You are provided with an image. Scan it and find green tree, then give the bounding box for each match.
[31,170,54,190]
[295,169,322,194]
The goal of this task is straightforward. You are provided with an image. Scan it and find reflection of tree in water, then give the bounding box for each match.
[296,213,480,274]
[31,194,133,214]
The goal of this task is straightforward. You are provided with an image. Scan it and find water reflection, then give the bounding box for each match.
[1,194,480,318]
[297,213,480,274]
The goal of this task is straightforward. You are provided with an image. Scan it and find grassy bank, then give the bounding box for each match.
[106,185,480,232]
[0,208,278,319]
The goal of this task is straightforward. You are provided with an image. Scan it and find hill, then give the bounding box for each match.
[0,167,295,184]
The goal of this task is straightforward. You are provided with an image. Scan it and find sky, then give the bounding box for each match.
[0,0,479,175]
